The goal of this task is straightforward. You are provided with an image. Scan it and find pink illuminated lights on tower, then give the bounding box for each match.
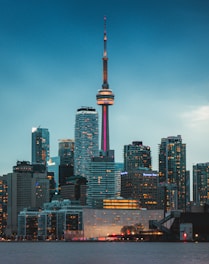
[96,16,114,154]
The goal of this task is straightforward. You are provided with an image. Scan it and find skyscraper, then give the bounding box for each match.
[58,139,74,186]
[124,141,152,171]
[32,127,50,165]
[159,135,187,212]
[74,107,99,178]
[96,16,114,155]
[121,169,160,210]
[4,161,49,236]
[87,17,115,206]
[193,162,209,206]
[58,139,74,166]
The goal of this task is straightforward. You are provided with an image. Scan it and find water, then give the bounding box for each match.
[0,241,208,264]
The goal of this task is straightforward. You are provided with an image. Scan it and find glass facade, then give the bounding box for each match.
[121,169,161,210]
[159,135,187,212]
[193,162,209,205]
[32,127,50,165]
[17,200,164,240]
[87,156,115,206]
[124,141,152,171]
[74,107,99,178]
[58,139,74,166]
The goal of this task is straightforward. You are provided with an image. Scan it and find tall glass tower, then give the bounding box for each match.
[159,135,186,212]
[58,139,74,186]
[74,107,99,178]
[32,127,50,165]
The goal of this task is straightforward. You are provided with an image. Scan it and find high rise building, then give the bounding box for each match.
[159,135,187,212]
[74,107,99,178]
[58,139,74,186]
[193,162,209,206]
[124,141,152,171]
[87,17,115,206]
[58,139,74,166]
[4,161,50,236]
[87,156,115,206]
[32,127,50,165]
[121,168,161,210]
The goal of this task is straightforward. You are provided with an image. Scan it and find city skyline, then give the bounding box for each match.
[1,0,209,176]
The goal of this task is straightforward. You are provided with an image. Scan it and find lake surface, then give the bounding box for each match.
[0,241,208,264]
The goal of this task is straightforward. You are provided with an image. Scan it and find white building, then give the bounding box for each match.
[74,107,99,178]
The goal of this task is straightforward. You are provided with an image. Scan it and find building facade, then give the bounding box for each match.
[32,127,50,165]
[3,161,50,236]
[17,199,164,240]
[159,135,187,212]
[74,107,99,178]
[124,141,152,171]
[193,162,209,206]
[121,169,161,210]
[87,155,115,206]
[58,139,74,186]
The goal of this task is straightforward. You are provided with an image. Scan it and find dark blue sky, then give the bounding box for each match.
[1,0,209,178]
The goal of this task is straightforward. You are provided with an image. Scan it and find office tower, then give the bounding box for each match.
[121,169,161,210]
[4,161,49,236]
[193,162,209,206]
[87,17,115,206]
[96,16,114,155]
[87,156,116,206]
[58,139,74,165]
[124,141,152,171]
[74,107,99,178]
[32,127,50,165]
[58,139,74,186]
[159,135,186,212]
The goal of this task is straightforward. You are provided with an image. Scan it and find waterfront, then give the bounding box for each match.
[0,242,208,264]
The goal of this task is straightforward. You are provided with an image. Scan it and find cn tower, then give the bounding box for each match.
[96,16,114,154]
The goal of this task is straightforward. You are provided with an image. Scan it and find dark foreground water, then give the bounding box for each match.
[0,241,208,264]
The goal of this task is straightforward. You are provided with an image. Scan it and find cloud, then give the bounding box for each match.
[181,105,209,127]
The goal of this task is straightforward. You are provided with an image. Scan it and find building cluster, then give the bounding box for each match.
[0,17,209,241]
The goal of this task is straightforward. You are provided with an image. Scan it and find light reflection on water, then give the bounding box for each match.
[0,242,208,264]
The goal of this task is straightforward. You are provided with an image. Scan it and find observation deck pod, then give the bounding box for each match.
[96,89,114,105]
[149,210,181,236]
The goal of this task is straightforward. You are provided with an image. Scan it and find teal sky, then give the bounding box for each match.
[1,0,209,179]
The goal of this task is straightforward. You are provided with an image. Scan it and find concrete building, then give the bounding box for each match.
[3,161,50,236]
